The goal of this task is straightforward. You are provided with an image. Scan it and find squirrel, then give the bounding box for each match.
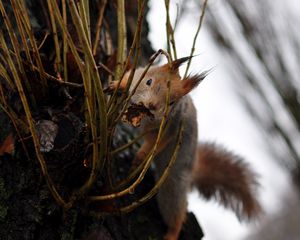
[108,56,262,240]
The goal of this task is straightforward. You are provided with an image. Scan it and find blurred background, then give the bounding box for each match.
[148,0,300,239]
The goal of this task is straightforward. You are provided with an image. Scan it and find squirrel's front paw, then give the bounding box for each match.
[103,82,116,94]
[104,81,126,94]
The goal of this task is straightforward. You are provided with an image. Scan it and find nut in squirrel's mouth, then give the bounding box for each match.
[122,103,155,127]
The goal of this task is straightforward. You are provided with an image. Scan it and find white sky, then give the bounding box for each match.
[148,1,293,239]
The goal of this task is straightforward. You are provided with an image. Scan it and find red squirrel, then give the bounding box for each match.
[108,56,262,240]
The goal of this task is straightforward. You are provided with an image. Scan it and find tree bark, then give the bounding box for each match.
[0,1,203,239]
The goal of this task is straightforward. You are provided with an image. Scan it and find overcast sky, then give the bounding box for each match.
[148,1,294,239]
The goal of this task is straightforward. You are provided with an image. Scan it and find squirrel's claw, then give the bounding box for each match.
[103,81,124,95]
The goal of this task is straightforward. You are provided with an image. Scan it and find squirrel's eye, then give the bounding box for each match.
[146,78,152,86]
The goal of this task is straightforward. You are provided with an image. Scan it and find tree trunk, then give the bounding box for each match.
[0,1,203,239]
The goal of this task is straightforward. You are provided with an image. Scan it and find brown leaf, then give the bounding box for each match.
[0,133,15,156]
[122,104,154,127]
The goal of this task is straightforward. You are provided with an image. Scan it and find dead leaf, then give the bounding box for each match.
[0,133,15,156]
[122,104,154,127]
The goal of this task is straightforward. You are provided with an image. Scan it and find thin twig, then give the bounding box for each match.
[115,0,127,80]
[62,0,68,83]
[164,0,177,60]
[38,31,50,50]
[173,3,180,31]
[47,0,63,76]
[78,0,94,130]
[164,0,172,60]
[77,0,91,44]
[121,0,146,93]
[97,62,115,77]
[92,0,108,55]
[15,56,83,88]
[103,21,114,56]
[184,0,208,78]
[0,61,14,89]
[122,0,146,76]
[44,72,83,88]
[111,128,155,156]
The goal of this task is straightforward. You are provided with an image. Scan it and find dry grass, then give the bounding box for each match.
[0,0,208,214]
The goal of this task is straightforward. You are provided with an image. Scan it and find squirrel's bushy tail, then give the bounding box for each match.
[192,142,262,220]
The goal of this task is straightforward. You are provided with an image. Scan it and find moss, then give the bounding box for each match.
[0,175,12,200]
[0,177,8,222]
[61,232,73,240]
[0,205,7,222]
[0,177,6,196]
[60,210,78,240]
[147,237,158,240]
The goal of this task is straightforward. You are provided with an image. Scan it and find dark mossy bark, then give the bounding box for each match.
[0,1,203,239]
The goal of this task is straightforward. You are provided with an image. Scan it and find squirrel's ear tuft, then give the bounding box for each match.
[170,70,210,102]
[161,56,194,74]
[170,56,194,72]
[180,70,210,95]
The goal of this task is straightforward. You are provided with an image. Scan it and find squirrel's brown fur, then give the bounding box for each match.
[194,142,261,220]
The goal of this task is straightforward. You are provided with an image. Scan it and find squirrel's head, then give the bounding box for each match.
[111,56,209,120]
